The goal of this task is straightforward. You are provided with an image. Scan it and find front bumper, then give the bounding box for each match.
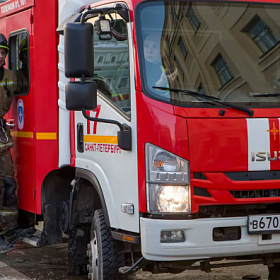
[140,217,280,261]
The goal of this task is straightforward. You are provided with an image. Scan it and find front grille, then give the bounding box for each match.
[230,189,280,199]
[225,171,280,181]
[198,203,280,218]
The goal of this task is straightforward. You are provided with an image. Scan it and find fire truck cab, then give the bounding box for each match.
[1,0,280,279]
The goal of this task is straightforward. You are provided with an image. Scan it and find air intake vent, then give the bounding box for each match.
[230,189,280,199]
[193,187,211,197]
[193,173,208,180]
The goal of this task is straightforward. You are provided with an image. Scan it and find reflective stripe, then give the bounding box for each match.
[84,135,118,144]
[36,133,57,140]
[0,210,18,217]
[111,93,129,102]
[0,81,14,86]
[0,141,13,149]
[11,131,33,138]
[111,93,124,100]
[0,46,9,51]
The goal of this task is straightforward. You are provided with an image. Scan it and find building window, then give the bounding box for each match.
[246,15,280,53]
[175,56,184,77]
[119,77,128,88]
[111,56,116,63]
[171,7,177,24]
[198,83,204,94]
[177,77,182,88]
[123,53,128,62]
[97,56,104,64]
[186,3,201,33]
[178,37,188,59]
[212,54,234,86]
[166,36,171,48]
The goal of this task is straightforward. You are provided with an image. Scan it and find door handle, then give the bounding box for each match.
[77,123,84,153]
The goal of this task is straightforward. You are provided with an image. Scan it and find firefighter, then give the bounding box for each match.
[0,34,33,253]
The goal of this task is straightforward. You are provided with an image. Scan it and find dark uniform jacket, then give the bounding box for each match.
[0,68,17,153]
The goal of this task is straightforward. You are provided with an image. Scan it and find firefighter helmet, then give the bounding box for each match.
[0,34,9,54]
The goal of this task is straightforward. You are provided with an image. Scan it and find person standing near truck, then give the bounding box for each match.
[0,34,33,253]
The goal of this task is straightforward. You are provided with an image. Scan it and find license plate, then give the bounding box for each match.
[248,214,280,234]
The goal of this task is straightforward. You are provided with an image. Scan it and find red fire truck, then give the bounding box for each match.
[1,0,280,279]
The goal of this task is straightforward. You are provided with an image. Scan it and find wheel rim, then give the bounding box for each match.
[90,230,99,280]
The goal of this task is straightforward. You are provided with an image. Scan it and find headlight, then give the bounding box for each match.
[146,144,190,214]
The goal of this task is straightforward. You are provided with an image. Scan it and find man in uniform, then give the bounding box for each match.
[0,34,33,253]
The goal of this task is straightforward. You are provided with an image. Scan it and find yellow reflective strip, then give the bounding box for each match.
[84,135,118,144]
[11,131,33,138]
[36,133,57,140]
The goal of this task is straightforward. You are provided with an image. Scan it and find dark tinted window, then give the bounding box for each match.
[8,31,30,95]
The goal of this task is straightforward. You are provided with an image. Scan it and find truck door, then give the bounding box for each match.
[7,11,34,213]
[73,13,139,233]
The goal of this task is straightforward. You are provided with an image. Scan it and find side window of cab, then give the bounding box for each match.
[8,30,30,95]
[86,15,131,117]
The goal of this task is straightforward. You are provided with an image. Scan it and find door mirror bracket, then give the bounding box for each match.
[82,108,132,151]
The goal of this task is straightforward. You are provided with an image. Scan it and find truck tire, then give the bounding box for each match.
[88,209,126,280]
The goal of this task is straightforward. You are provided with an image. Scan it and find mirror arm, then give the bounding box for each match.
[80,4,129,24]
[82,107,123,131]
[82,108,132,151]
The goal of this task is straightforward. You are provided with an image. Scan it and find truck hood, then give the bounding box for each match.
[187,118,280,172]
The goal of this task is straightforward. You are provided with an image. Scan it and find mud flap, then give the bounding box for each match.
[68,224,90,276]
[41,204,62,245]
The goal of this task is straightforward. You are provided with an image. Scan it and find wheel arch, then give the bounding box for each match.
[75,168,110,227]
[41,166,75,214]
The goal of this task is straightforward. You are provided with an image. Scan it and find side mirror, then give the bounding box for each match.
[66,81,97,111]
[64,22,94,78]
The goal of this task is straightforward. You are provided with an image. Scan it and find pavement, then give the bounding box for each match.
[0,225,270,280]
[0,260,30,279]
[0,241,270,280]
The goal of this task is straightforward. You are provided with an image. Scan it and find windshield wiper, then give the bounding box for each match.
[252,93,280,97]
[153,86,254,117]
[153,86,221,100]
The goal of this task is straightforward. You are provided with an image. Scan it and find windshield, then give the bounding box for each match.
[136,1,280,108]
